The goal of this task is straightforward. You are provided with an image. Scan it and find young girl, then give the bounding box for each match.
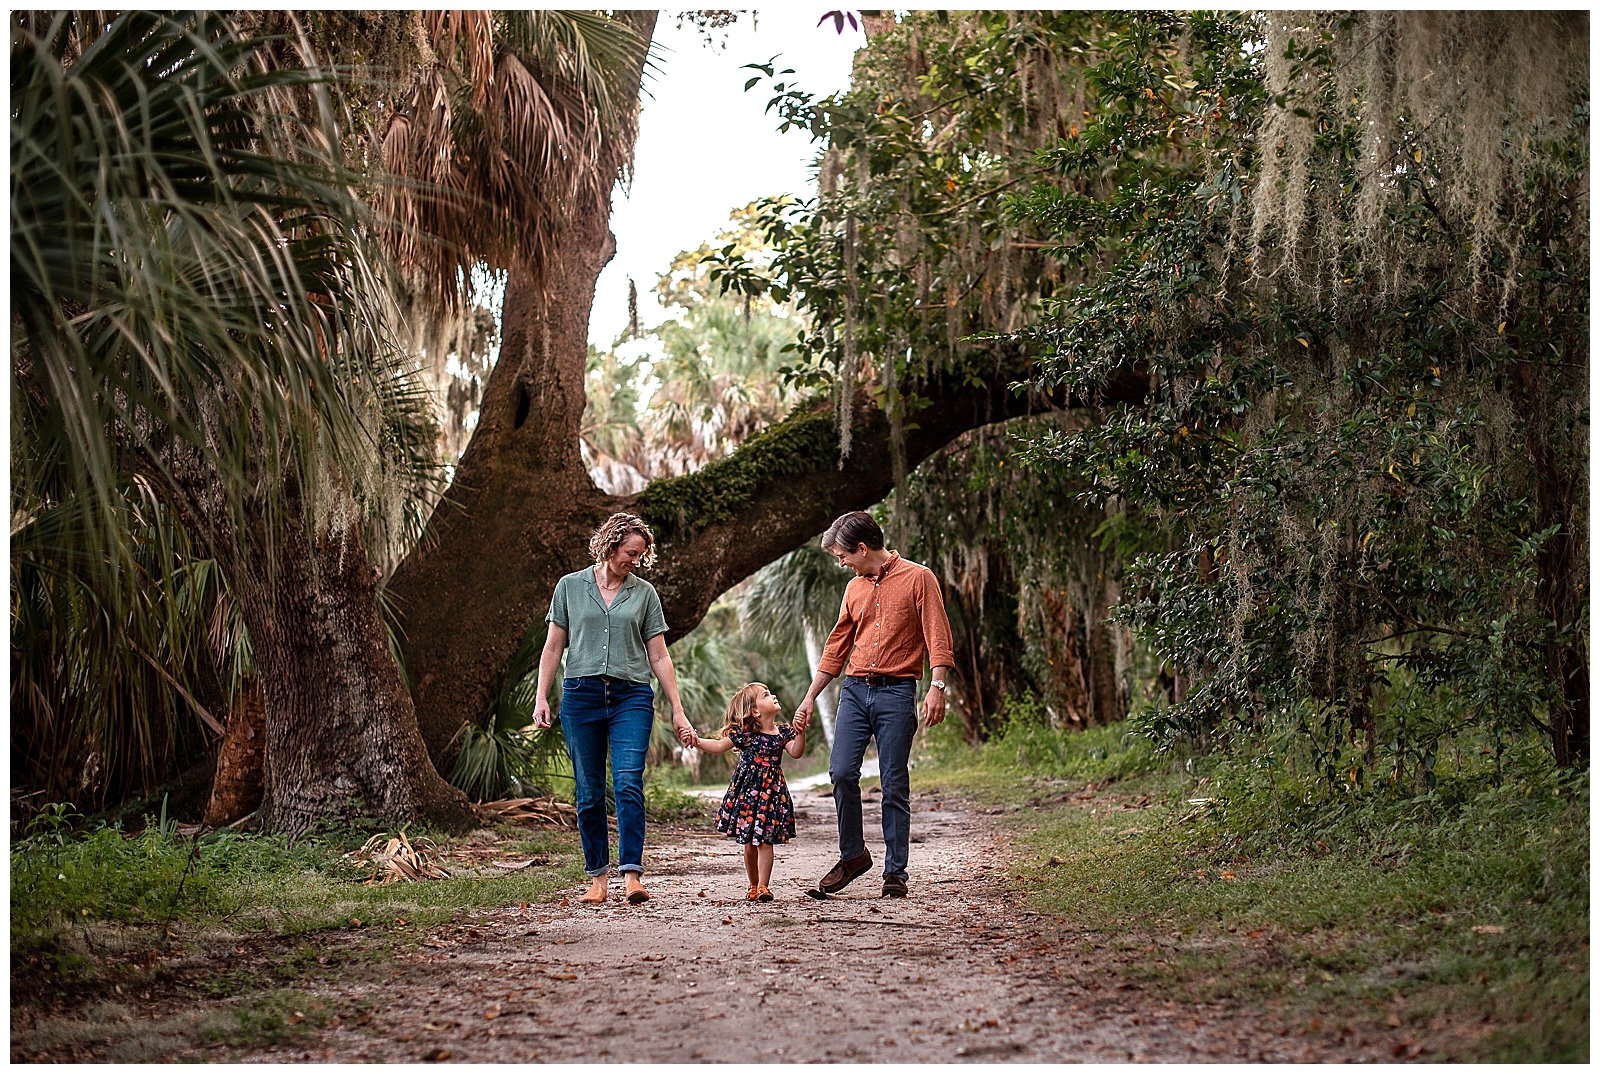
[689,683,808,901]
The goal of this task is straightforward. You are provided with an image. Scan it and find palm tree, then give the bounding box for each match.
[11,11,471,834]
[739,541,852,747]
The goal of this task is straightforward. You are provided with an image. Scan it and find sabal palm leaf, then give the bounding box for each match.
[11,481,241,810]
[11,12,437,807]
[740,541,852,648]
[380,11,653,303]
[12,11,434,588]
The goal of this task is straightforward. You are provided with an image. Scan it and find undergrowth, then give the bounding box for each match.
[10,812,583,986]
[912,702,1589,1062]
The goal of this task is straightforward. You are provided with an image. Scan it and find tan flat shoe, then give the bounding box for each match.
[626,884,651,905]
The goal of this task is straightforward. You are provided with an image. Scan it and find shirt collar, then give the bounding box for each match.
[874,550,901,582]
[587,567,638,607]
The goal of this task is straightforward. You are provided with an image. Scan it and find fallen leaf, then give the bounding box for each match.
[1471,924,1505,934]
[547,972,576,981]
[721,917,733,925]
[423,1048,452,1062]
[1220,871,1236,880]
[288,1010,304,1025]
[484,1005,501,1020]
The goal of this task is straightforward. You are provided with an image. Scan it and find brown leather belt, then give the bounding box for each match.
[847,674,915,687]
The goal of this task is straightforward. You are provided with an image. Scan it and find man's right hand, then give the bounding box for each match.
[531,699,553,730]
[793,696,816,725]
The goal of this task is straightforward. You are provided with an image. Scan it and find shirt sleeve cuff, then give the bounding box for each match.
[817,657,845,676]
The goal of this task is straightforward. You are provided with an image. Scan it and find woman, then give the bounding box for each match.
[532,512,692,905]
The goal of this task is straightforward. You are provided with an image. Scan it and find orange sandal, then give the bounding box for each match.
[746,885,761,901]
[756,885,773,902]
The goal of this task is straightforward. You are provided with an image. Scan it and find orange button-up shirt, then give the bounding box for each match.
[817,552,956,680]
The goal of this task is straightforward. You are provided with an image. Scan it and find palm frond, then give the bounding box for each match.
[379,11,654,305]
[739,541,853,648]
[11,12,439,811]
[12,11,434,592]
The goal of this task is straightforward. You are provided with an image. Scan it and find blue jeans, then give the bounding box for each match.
[560,676,654,877]
[829,677,919,880]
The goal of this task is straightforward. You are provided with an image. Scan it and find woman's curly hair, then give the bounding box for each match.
[588,512,658,569]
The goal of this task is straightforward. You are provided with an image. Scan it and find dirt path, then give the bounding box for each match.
[224,784,1371,1063]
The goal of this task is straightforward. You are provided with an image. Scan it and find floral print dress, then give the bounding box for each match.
[715,727,798,845]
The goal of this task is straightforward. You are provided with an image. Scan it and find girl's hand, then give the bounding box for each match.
[687,733,701,750]
[676,722,696,747]
[792,710,810,732]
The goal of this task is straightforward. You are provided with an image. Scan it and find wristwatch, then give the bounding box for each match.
[930,679,947,691]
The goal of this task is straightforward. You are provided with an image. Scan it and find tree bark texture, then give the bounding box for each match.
[234,513,476,837]
[201,677,265,827]
[1084,568,1128,727]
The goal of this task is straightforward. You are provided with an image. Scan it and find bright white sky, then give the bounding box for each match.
[588,10,865,351]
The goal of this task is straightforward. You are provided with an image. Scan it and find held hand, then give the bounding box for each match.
[921,686,947,728]
[794,696,816,725]
[792,710,810,733]
[676,722,696,747]
[532,698,553,730]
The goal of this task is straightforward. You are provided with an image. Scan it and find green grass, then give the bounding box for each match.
[10,817,587,989]
[912,716,1589,1062]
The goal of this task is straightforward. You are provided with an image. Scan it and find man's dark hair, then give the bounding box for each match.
[822,510,885,553]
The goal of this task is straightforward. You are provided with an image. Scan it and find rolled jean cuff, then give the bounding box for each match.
[617,864,644,876]
[585,865,610,878]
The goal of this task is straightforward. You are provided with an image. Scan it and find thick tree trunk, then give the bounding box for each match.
[234,514,476,837]
[202,678,265,827]
[389,216,621,760]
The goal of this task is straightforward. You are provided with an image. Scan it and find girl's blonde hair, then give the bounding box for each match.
[588,511,657,569]
[719,682,766,740]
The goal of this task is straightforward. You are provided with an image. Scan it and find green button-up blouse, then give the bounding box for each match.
[545,568,669,683]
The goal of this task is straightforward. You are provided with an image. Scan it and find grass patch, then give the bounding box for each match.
[10,815,587,1008]
[200,988,336,1047]
[912,715,1589,1062]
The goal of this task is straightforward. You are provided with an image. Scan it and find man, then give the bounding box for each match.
[793,511,955,898]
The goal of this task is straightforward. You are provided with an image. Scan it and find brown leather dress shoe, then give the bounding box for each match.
[806,850,873,898]
[881,874,908,898]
